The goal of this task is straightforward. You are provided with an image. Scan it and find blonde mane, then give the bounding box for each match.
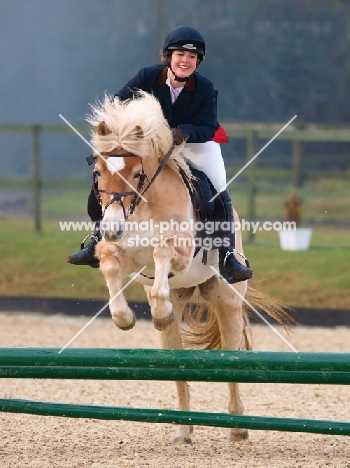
[87,90,190,176]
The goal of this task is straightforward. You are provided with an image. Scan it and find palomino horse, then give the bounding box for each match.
[88,91,288,444]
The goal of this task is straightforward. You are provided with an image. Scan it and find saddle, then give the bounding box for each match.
[179,165,227,264]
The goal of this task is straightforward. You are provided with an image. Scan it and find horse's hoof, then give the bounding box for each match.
[112,311,136,330]
[230,429,249,441]
[117,320,135,331]
[152,310,175,331]
[173,436,192,445]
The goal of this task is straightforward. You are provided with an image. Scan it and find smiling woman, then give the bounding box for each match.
[68,24,253,284]
[168,50,200,85]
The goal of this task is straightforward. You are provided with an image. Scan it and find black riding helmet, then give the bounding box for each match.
[163,25,206,62]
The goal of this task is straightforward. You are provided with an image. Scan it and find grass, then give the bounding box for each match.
[246,225,350,309]
[35,176,350,225]
[1,217,349,310]
[225,170,350,223]
[0,218,107,299]
[42,188,88,217]
[1,175,349,309]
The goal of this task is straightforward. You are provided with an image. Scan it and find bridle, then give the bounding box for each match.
[87,144,176,220]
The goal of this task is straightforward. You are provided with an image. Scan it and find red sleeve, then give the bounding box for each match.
[212,126,229,143]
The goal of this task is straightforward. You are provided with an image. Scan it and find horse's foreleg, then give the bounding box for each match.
[149,241,174,330]
[168,233,193,273]
[96,242,135,330]
[150,235,192,331]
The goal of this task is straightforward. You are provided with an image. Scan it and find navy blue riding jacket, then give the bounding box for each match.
[115,64,218,143]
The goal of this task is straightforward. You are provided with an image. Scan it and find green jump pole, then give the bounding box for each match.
[0,366,349,385]
[0,348,349,373]
[1,399,349,436]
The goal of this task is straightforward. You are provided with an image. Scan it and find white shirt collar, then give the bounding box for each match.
[166,69,184,104]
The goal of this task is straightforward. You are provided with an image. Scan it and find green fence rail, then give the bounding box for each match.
[0,348,349,436]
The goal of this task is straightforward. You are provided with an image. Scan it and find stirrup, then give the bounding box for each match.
[80,232,99,250]
[223,249,251,269]
[220,248,253,284]
[67,233,100,268]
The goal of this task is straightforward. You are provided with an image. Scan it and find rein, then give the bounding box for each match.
[87,144,176,220]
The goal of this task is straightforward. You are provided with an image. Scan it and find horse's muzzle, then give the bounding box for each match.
[101,228,124,242]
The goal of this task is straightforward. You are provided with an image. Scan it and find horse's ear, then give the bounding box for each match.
[97,121,111,136]
[134,125,144,139]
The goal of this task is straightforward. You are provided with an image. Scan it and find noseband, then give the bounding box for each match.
[87,144,176,220]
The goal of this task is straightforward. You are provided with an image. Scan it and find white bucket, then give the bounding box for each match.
[279,228,312,251]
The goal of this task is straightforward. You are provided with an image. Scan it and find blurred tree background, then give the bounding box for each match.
[1,0,350,179]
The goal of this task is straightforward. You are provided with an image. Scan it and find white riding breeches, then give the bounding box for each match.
[182,141,227,193]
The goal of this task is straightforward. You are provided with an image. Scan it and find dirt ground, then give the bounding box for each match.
[0,312,349,468]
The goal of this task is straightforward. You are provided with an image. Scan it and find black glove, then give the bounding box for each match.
[171,127,185,145]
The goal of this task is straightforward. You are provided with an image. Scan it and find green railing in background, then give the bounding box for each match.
[1,122,350,235]
[0,123,90,232]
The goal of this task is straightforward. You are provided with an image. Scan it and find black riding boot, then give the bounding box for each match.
[67,222,101,268]
[217,189,253,283]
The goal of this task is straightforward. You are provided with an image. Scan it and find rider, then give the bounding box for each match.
[68,25,253,283]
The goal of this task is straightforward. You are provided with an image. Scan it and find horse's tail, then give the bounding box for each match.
[244,285,296,329]
[182,286,295,351]
[182,302,252,351]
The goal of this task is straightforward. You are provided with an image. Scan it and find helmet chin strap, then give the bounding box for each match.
[169,66,191,83]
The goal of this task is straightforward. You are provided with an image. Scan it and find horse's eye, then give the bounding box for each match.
[133,171,141,179]
[94,170,100,178]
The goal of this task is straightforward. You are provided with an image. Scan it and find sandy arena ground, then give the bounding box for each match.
[0,311,349,468]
